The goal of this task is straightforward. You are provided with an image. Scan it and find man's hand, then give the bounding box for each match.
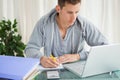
[58,54,80,64]
[40,56,60,68]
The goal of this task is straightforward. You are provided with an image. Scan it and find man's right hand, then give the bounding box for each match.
[40,56,60,68]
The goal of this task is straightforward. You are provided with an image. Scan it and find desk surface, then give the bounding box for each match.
[34,69,120,80]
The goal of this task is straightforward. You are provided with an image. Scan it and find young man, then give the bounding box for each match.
[25,0,108,68]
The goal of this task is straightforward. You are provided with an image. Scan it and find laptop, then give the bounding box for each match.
[63,44,120,78]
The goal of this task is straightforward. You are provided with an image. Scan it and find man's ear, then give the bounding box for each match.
[55,5,61,13]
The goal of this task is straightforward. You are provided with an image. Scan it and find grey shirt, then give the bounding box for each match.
[25,9,108,60]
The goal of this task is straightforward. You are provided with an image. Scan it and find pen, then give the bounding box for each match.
[50,54,56,62]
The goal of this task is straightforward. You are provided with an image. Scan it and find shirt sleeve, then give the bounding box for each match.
[79,19,109,60]
[84,20,109,46]
[79,48,89,60]
[24,20,44,59]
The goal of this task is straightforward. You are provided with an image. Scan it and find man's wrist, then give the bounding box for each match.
[40,56,46,64]
[76,54,80,60]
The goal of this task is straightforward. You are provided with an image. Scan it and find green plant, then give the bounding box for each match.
[0,19,26,57]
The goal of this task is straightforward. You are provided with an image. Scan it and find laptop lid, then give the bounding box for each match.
[82,44,120,77]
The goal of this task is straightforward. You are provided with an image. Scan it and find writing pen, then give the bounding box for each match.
[50,54,62,70]
[50,54,56,62]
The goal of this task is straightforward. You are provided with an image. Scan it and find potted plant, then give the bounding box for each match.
[0,19,26,57]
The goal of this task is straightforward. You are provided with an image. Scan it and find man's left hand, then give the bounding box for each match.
[58,54,80,64]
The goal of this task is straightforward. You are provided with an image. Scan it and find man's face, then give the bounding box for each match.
[57,3,80,27]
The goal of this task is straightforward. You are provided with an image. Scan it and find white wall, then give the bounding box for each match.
[0,0,120,43]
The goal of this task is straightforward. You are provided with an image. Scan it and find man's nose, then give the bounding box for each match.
[71,13,77,20]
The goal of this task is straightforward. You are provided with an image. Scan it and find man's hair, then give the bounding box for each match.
[58,0,81,9]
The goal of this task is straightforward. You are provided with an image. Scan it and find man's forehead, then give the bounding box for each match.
[62,3,80,11]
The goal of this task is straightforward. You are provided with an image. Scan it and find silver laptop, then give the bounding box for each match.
[63,44,120,78]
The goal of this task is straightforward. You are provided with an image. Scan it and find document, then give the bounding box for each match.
[38,64,64,71]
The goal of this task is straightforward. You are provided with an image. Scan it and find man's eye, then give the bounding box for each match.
[68,12,74,15]
[68,12,73,14]
[76,11,79,14]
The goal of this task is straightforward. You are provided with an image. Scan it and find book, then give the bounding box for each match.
[0,55,39,80]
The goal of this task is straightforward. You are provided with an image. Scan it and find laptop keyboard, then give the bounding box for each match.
[63,61,86,76]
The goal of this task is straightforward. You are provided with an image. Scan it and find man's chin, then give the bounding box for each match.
[67,22,75,27]
[69,22,74,26]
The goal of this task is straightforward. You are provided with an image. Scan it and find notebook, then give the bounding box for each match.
[39,64,64,71]
[63,44,120,78]
[0,55,39,80]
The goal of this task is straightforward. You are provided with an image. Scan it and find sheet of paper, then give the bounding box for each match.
[38,64,64,71]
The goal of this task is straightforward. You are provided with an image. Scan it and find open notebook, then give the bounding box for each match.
[39,64,64,71]
[63,44,120,78]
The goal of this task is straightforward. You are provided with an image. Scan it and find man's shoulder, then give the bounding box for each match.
[77,15,91,24]
[77,15,95,28]
[37,8,56,25]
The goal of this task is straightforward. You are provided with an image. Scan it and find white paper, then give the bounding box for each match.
[38,64,64,71]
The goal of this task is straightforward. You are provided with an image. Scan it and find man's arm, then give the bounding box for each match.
[84,21,108,46]
[24,20,44,59]
[24,19,60,68]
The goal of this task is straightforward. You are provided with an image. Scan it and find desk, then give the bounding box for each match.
[33,69,120,80]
